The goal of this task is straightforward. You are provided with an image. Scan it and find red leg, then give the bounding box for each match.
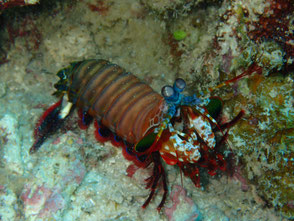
[178,163,201,188]
[219,110,245,131]
[142,151,168,211]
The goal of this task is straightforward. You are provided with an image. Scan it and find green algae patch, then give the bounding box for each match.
[173,30,187,41]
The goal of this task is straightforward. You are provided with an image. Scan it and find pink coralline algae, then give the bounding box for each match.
[62,160,86,185]
[20,157,86,218]
[164,185,202,221]
[39,192,66,218]
[232,166,249,192]
[20,184,65,218]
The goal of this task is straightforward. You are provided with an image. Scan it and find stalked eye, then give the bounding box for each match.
[161,85,174,98]
[174,78,186,92]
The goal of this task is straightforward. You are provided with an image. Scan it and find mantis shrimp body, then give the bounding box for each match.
[31,59,244,211]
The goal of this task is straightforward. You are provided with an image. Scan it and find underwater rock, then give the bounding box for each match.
[227,73,294,218]
[0,114,23,175]
[0,185,18,221]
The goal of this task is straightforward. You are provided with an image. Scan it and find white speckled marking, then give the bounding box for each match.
[190,113,216,149]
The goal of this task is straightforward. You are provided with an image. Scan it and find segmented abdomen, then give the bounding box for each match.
[68,59,165,144]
